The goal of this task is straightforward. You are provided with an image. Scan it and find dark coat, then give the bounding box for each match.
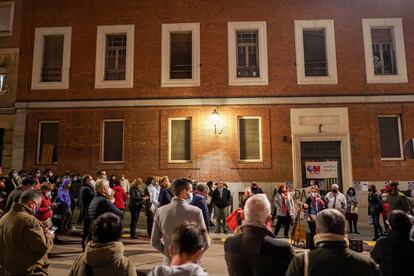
[158,187,173,207]
[128,186,144,208]
[212,188,231,209]
[79,185,95,218]
[368,192,383,215]
[88,194,123,225]
[224,225,294,276]
[286,241,379,276]
[190,192,210,232]
[371,233,414,276]
[4,187,23,213]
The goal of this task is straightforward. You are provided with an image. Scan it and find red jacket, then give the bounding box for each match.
[112,186,127,209]
[36,194,52,221]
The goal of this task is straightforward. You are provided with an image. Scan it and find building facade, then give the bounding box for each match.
[9,0,414,213]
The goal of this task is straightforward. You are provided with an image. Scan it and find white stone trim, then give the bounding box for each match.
[101,119,124,163]
[0,1,14,36]
[161,23,200,87]
[14,94,414,109]
[31,27,72,90]
[378,114,404,160]
[362,18,408,84]
[95,25,134,89]
[290,108,353,191]
[168,117,192,163]
[227,21,269,86]
[294,20,338,85]
[238,116,263,162]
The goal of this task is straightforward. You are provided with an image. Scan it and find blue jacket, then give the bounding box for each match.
[191,192,210,232]
[57,186,71,209]
[158,187,173,207]
[88,194,123,225]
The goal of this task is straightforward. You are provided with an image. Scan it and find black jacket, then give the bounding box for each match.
[158,187,173,207]
[212,188,231,209]
[224,225,294,276]
[88,194,123,224]
[286,241,379,276]
[371,233,414,276]
[79,185,95,217]
[128,186,144,207]
[190,192,210,232]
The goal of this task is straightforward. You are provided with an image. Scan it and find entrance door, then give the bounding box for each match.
[301,141,342,192]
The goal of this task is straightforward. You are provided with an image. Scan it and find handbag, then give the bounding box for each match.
[351,205,359,214]
[226,208,244,232]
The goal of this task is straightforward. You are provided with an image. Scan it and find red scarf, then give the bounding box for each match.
[281,192,289,215]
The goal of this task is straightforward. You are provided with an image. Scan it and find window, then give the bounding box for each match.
[228,21,268,86]
[102,120,124,163]
[37,122,59,164]
[169,118,191,162]
[161,23,200,87]
[362,18,407,83]
[294,20,337,84]
[95,25,134,89]
[378,115,403,160]
[0,1,14,36]
[239,117,262,161]
[31,27,72,90]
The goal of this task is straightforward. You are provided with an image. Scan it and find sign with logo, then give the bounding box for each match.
[305,161,338,179]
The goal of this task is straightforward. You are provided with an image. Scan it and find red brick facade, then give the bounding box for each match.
[13,0,414,187]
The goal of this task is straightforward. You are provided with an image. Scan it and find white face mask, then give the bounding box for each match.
[102,175,107,181]
[46,191,52,197]
[311,192,317,197]
[186,191,193,204]
[90,180,96,188]
[49,172,53,177]
[36,173,41,178]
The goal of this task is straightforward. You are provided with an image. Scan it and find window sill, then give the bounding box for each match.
[31,81,69,90]
[161,79,200,88]
[367,75,408,84]
[229,77,268,86]
[297,76,338,85]
[95,79,133,89]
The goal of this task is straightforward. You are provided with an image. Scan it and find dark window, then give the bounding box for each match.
[105,34,127,80]
[38,122,59,164]
[236,31,260,78]
[0,3,13,34]
[303,29,328,76]
[103,121,124,162]
[170,119,191,161]
[371,28,396,75]
[239,118,261,160]
[170,32,192,79]
[42,35,64,82]
[378,116,402,159]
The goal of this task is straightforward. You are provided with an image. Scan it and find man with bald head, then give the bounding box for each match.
[224,194,294,276]
[325,184,347,214]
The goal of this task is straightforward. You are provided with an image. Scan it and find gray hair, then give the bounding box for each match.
[316,209,346,235]
[196,183,209,193]
[95,179,109,194]
[244,194,271,226]
[18,190,42,204]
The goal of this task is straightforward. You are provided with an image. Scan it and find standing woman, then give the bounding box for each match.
[112,179,127,211]
[129,178,146,239]
[274,184,295,238]
[345,187,360,234]
[303,186,326,249]
[36,183,54,224]
[368,184,383,240]
[158,176,173,206]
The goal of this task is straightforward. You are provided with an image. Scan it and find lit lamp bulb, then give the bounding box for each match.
[210,109,220,125]
[0,66,6,92]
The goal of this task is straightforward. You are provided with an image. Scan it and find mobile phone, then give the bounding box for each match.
[51,226,58,233]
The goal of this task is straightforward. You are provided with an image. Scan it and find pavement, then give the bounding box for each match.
[48,209,380,275]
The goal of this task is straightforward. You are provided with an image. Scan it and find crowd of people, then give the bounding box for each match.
[0,167,413,275]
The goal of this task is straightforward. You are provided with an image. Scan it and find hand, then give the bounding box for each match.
[46,230,55,240]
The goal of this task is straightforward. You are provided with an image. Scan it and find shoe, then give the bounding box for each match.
[354,230,360,234]
[284,236,289,239]
[349,230,353,233]
[130,235,138,239]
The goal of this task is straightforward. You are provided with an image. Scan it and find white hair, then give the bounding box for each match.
[95,179,109,194]
[244,194,271,226]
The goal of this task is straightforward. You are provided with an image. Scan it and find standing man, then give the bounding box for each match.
[151,177,209,265]
[0,190,55,275]
[212,180,231,233]
[4,176,36,213]
[387,182,411,216]
[325,184,347,214]
[96,170,107,181]
[79,175,95,250]
[191,183,211,232]
[251,181,264,194]
[119,174,130,199]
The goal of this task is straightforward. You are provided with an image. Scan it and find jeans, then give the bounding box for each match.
[146,210,154,237]
[274,215,291,237]
[215,207,227,232]
[307,221,316,249]
[129,204,141,237]
[372,212,382,238]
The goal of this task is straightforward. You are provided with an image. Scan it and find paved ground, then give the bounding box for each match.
[49,210,379,275]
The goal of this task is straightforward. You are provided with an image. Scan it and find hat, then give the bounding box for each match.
[62,177,72,186]
[384,184,393,192]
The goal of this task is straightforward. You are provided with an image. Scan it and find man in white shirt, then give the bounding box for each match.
[325,184,347,214]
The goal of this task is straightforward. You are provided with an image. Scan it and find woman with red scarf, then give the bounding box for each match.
[36,183,54,223]
[274,184,295,238]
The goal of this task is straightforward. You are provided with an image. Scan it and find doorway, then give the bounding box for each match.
[301,141,342,192]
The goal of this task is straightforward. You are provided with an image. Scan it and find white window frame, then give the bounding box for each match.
[238,116,263,162]
[101,119,125,163]
[362,18,407,84]
[37,121,59,164]
[378,115,404,161]
[228,21,268,86]
[95,25,134,89]
[161,23,200,87]
[0,1,14,36]
[294,20,338,85]
[31,27,72,90]
[168,117,192,163]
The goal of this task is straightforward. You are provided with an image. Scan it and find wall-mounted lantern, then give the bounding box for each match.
[210,108,223,135]
[0,66,7,93]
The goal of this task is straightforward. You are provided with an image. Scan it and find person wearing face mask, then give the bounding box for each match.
[151,177,210,265]
[0,190,55,275]
[158,176,173,207]
[96,169,107,181]
[41,168,54,184]
[303,186,326,249]
[4,169,18,197]
[36,183,54,223]
[4,176,36,213]
[345,187,360,234]
[325,184,347,215]
[56,178,73,234]
[80,175,96,250]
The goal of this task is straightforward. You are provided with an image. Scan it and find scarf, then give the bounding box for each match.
[281,192,289,215]
[314,232,349,247]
